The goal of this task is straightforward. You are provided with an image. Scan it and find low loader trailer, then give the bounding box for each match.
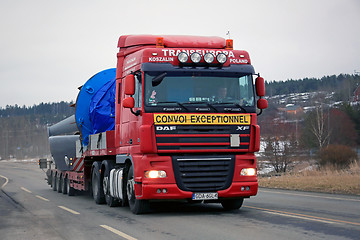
[40,35,268,214]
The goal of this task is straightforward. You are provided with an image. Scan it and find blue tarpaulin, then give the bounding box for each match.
[89,78,116,135]
[75,68,116,146]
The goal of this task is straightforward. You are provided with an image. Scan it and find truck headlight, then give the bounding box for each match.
[204,53,215,64]
[216,53,227,64]
[240,168,256,176]
[190,52,201,63]
[178,52,188,63]
[145,170,167,178]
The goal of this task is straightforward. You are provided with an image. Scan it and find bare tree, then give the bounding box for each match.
[264,136,292,173]
[311,105,331,149]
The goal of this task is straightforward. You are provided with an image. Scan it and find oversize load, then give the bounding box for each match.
[154,114,250,125]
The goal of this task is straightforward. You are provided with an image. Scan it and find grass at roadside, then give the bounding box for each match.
[258,161,360,195]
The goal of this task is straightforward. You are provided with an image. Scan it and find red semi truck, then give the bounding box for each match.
[41,35,268,214]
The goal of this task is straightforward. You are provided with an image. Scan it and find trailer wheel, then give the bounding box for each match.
[52,173,57,191]
[220,198,244,211]
[66,176,75,196]
[62,175,67,194]
[102,160,120,207]
[92,161,105,204]
[126,165,149,214]
[57,173,63,193]
[50,172,54,188]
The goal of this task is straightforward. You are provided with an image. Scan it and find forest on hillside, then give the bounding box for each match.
[0,102,74,160]
[266,74,360,101]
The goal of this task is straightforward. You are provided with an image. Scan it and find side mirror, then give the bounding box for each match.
[38,158,48,169]
[255,76,265,97]
[123,97,135,108]
[257,98,268,109]
[124,75,135,95]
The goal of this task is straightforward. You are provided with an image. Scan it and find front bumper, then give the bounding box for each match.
[137,181,258,200]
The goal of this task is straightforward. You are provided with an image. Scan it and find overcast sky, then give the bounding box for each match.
[1,0,359,108]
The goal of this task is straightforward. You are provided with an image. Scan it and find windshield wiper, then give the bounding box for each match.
[183,102,218,112]
[212,102,247,113]
[152,72,167,86]
[156,101,189,112]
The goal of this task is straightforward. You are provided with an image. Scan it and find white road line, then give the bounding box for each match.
[245,206,360,226]
[0,174,9,188]
[58,206,80,215]
[260,189,360,202]
[265,211,338,224]
[21,187,32,193]
[36,195,50,201]
[100,225,137,240]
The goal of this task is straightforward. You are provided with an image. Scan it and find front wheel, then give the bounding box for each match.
[126,165,149,214]
[220,198,244,211]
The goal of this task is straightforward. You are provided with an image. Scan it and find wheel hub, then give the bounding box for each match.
[103,176,109,195]
[127,179,135,202]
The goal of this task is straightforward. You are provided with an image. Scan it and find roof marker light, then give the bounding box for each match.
[216,53,227,64]
[226,39,233,50]
[156,37,164,48]
[190,52,202,63]
[178,52,189,63]
[204,53,215,64]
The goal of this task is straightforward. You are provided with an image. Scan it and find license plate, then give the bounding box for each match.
[192,192,218,200]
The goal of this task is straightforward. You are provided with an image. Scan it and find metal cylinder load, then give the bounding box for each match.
[48,68,116,170]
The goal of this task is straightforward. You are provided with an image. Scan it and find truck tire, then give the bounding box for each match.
[67,176,75,196]
[52,173,57,191]
[92,161,105,204]
[62,175,67,194]
[220,198,244,211]
[126,165,149,214]
[57,173,62,193]
[50,172,54,189]
[102,160,120,207]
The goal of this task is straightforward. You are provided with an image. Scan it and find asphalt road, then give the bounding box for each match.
[0,160,359,240]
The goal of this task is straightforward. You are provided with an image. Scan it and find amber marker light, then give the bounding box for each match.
[156,37,164,48]
[226,39,233,50]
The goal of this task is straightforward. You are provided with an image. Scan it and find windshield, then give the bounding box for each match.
[145,72,255,110]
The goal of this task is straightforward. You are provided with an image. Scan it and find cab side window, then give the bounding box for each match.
[133,72,142,108]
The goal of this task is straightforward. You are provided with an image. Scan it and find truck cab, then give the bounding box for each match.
[113,35,267,213]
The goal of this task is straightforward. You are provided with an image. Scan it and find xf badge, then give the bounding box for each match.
[236,126,250,131]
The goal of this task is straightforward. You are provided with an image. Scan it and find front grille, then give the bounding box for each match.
[172,155,235,192]
[155,125,250,152]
